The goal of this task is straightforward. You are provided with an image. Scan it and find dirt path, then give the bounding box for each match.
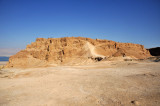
[84,42,105,58]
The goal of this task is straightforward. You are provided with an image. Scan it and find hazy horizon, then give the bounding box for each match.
[0,0,160,56]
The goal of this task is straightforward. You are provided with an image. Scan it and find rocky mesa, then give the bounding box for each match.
[6,37,151,68]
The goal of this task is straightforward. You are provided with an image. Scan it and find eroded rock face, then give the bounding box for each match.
[6,37,151,68]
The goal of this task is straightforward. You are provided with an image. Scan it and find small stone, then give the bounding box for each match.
[131,100,139,105]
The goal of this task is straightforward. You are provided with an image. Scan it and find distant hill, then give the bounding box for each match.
[0,56,9,61]
[148,47,160,56]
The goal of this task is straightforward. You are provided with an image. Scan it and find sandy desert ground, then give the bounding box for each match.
[0,60,160,106]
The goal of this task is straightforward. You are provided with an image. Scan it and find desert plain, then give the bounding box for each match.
[0,59,160,106]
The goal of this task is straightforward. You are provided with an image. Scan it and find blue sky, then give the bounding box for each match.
[0,0,160,53]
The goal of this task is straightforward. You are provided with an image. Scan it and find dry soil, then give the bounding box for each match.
[0,60,160,106]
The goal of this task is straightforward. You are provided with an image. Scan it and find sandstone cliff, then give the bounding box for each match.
[6,37,151,68]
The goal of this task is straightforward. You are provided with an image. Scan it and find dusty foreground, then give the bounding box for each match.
[0,61,160,106]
